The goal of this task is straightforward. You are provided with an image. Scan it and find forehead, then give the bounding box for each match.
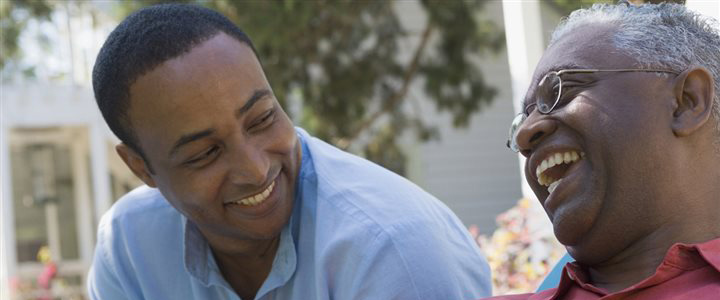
[127,33,269,151]
[524,23,637,104]
[129,33,264,105]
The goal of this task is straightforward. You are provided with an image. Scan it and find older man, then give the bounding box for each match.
[497,2,720,299]
[86,4,491,300]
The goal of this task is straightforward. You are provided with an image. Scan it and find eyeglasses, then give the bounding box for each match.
[506,68,679,153]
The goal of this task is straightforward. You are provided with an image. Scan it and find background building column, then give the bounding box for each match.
[502,0,544,200]
[686,0,719,27]
[1,122,15,300]
[90,122,112,226]
[501,0,553,237]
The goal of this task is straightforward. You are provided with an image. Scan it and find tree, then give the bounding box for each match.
[548,0,686,16]
[118,0,504,175]
[0,0,53,76]
[4,0,505,175]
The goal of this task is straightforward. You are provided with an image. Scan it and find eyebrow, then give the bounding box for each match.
[168,89,272,157]
[236,89,272,118]
[168,129,216,158]
[535,63,588,81]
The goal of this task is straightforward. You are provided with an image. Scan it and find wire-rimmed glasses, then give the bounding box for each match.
[507,68,679,152]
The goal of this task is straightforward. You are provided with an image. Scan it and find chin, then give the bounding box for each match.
[234,217,289,240]
[557,220,622,266]
[552,212,586,247]
[253,201,294,239]
[550,210,599,256]
[565,239,618,266]
[244,229,284,240]
[552,182,603,238]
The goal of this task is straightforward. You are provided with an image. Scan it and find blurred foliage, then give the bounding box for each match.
[2,0,504,175]
[546,0,613,15]
[0,0,53,73]
[117,0,505,175]
[547,0,686,16]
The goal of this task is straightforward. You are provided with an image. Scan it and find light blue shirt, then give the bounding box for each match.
[88,128,491,299]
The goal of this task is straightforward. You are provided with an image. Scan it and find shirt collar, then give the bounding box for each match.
[255,224,297,297]
[551,237,720,298]
[290,127,313,239]
[688,236,720,273]
[182,218,213,286]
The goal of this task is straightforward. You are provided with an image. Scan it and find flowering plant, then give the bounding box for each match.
[469,198,566,294]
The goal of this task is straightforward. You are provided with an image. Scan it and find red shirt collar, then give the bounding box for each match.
[552,237,720,298]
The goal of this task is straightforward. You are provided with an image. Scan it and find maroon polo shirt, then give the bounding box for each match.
[487,237,720,299]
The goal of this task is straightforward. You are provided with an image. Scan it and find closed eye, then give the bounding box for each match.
[249,108,276,131]
[184,145,220,166]
[558,81,588,105]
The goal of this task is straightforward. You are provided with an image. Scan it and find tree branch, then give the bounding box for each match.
[337,21,434,149]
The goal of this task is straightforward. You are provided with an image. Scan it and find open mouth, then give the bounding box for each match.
[225,180,276,206]
[536,151,584,194]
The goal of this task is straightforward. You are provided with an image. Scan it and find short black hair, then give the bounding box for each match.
[92,3,256,159]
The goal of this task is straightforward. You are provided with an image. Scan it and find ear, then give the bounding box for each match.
[671,67,715,137]
[116,144,157,188]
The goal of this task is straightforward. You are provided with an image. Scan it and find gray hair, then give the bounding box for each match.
[550,2,720,138]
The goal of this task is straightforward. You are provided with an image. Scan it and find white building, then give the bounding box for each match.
[1,83,141,299]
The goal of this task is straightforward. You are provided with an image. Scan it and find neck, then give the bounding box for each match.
[211,236,281,300]
[587,220,720,293]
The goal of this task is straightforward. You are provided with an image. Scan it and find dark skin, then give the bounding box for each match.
[515,23,720,293]
[116,33,302,299]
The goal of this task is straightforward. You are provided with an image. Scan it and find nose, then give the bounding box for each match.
[227,143,269,187]
[514,113,558,156]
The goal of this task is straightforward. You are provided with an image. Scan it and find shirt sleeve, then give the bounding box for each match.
[334,220,492,300]
[86,217,128,300]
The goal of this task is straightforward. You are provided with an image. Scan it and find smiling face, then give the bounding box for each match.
[515,24,684,264]
[118,33,300,250]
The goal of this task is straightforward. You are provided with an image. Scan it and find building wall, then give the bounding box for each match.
[402,1,523,234]
[1,83,134,298]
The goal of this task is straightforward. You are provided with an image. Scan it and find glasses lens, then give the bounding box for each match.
[537,72,562,114]
[507,113,527,152]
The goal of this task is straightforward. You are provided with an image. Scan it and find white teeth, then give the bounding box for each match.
[548,180,561,194]
[538,160,548,177]
[229,180,276,206]
[535,151,582,188]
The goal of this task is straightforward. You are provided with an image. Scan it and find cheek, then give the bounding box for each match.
[156,167,226,216]
[572,97,666,227]
[570,98,654,161]
[268,113,298,154]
